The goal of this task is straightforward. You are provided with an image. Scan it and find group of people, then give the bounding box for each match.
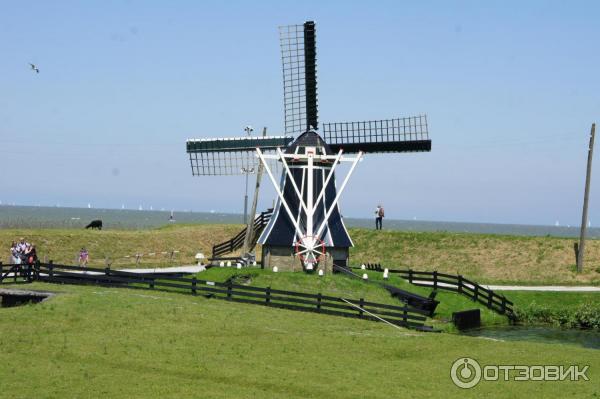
[10,238,38,265]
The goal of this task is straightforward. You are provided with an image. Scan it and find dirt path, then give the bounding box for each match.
[483,285,600,292]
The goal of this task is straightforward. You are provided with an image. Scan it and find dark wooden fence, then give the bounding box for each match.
[0,263,34,284]
[357,264,514,317]
[212,209,273,258]
[1,261,433,330]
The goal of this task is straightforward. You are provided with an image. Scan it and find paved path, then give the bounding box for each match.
[483,285,600,292]
[118,265,205,274]
[1,265,205,278]
[411,279,600,292]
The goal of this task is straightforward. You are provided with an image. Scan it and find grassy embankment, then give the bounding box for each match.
[2,224,600,285]
[2,225,600,327]
[0,224,241,269]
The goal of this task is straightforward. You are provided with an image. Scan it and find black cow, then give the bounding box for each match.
[85,220,103,230]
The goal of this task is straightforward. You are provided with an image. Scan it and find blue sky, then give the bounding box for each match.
[1,0,599,225]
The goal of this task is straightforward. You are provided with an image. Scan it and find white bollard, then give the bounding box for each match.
[236,264,242,269]
[361,264,366,270]
[383,268,389,279]
[272,266,278,273]
[362,273,368,280]
[219,261,224,267]
[318,269,324,277]
[253,261,257,266]
[226,261,231,267]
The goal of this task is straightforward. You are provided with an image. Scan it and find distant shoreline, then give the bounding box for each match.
[0,204,597,238]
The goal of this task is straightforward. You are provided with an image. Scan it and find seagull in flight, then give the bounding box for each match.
[29,63,39,73]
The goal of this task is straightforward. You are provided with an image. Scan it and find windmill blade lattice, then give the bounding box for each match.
[279,21,318,137]
[186,136,293,176]
[322,115,431,154]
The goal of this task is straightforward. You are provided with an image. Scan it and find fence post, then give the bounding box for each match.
[316,292,321,312]
[49,261,54,280]
[358,298,364,318]
[149,278,154,290]
[266,286,271,305]
[26,263,32,282]
[34,260,40,280]
[473,285,478,302]
[408,269,413,284]
[487,291,493,308]
[227,282,232,300]
[457,275,463,294]
[192,277,197,295]
[433,271,438,289]
[500,295,507,314]
[0,262,3,281]
[105,267,110,276]
[403,300,408,325]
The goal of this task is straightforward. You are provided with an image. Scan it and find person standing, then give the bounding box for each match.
[375,204,385,230]
[10,241,21,264]
[79,247,89,267]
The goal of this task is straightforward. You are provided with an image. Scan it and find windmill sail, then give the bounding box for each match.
[279,21,318,136]
[322,115,431,153]
[186,136,293,176]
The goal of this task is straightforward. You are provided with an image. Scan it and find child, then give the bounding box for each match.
[10,241,21,264]
[79,247,89,267]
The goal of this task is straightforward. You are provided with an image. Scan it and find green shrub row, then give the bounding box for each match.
[514,301,600,329]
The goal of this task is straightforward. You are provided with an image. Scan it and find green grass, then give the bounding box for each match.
[3,224,600,285]
[1,282,598,398]
[350,229,600,285]
[196,267,510,330]
[0,225,241,269]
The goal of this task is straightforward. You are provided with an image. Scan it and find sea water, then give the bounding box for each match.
[1,205,598,238]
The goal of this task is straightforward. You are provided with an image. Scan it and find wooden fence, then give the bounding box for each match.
[358,264,514,317]
[1,261,433,331]
[212,209,273,258]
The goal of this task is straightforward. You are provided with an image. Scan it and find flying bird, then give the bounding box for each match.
[29,63,39,73]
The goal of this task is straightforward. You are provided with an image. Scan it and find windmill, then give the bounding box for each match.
[186,21,431,273]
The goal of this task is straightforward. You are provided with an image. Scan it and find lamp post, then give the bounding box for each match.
[242,125,254,225]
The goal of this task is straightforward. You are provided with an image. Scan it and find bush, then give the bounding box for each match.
[514,301,600,330]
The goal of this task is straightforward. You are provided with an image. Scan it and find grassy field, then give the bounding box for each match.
[2,224,600,397]
[192,267,600,329]
[351,229,600,285]
[2,224,600,285]
[1,281,598,398]
[0,224,241,269]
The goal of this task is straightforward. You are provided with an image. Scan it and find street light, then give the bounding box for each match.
[242,126,254,225]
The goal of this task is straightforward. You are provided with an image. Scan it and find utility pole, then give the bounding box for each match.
[242,127,267,257]
[242,125,254,225]
[577,123,595,273]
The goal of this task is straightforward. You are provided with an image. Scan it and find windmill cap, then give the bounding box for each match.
[285,130,333,155]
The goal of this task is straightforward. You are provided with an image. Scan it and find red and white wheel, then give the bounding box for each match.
[294,235,326,270]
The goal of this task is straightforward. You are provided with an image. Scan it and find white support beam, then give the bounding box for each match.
[256,148,305,239]
[315,151,363,239]
[312,149,343,213]
[277,148,308,215]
